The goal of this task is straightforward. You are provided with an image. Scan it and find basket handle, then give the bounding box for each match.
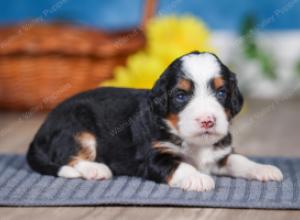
[141,0,157,31]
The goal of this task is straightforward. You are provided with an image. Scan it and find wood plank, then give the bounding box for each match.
[1,207,300,220]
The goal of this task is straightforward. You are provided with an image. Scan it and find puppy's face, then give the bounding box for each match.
[150,52,243,146]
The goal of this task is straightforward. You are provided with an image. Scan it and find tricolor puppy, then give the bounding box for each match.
[27,51,283,192]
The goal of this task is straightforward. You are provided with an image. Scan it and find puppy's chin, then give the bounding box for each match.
[178,118,229,147]
[183,132,227,146]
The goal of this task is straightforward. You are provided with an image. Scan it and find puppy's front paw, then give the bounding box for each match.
[170,173,215,192]
[247,164,283,182]
[168,163,215,192]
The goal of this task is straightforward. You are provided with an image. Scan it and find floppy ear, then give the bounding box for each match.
[149,68,173,116]
[229,72,244,117]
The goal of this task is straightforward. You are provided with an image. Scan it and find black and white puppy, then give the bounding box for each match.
[27,51,283,192]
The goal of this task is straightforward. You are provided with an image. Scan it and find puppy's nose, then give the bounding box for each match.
[196,115,216,129]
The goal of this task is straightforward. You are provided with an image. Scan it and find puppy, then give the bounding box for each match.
[27,51,283,192]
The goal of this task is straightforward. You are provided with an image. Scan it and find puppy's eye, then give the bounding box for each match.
[216,88,226,99]
[175,91,188,102]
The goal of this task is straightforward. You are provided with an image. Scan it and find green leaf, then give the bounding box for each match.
[239,14,277,80]
[257,52,276,80]
[296,59,300,76]
[240,14,256,37]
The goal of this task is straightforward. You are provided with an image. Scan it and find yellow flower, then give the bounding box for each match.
[101,15,214,89]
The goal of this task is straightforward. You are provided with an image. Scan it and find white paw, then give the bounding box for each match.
[170,172,215,192]
[247,164,283,182]
[58,165,82,178]
[74,161,112,180]
[168,162,215,192]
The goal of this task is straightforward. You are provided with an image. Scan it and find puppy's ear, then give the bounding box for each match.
[228,72,244,117]
[149,68,173,116]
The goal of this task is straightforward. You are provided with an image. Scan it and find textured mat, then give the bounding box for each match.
[0,155,299,209]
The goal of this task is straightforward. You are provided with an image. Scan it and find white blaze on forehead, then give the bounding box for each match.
[181,53,221,88]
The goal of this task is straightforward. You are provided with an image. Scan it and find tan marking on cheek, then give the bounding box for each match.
[225,108,231,119]
[177,79,192,92]
[213,77,224,89]
[69,132,97,166]
[166,113,179,129]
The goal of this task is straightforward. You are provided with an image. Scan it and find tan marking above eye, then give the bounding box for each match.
[177,79,192,92]
[213,77,224,89]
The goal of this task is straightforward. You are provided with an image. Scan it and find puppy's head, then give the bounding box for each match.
[150,51,243,145]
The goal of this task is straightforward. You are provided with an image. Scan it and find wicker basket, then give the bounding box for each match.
[0,0,157,111]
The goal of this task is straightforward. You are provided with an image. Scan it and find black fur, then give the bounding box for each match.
[214,133,232,148]
[221,65,244,118]
[27,86,184,182]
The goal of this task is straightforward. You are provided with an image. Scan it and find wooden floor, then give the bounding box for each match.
[0,98,300,220]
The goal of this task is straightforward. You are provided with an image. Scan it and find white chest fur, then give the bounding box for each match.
[183,143,232,173]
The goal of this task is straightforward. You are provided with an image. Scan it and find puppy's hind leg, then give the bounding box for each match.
[58,165,81,178]
[58,162,112,180]
[58,131,112,180]
[73,161,112,180]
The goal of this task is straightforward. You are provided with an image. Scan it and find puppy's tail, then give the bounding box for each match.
[26,141,60,176]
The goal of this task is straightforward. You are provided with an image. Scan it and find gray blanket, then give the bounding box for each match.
[0,155,299,209]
